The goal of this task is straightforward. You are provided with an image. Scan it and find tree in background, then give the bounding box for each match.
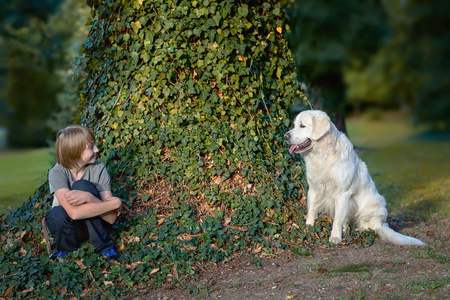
[45,0,91,137]
[287,0,449,131]
[345,0,450,130]
[0,0,62,147]
[286,0,386,133]
[0,0,89,148]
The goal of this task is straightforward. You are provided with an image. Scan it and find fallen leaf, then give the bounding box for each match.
[126,261,145,270]
[19,248,27,256]
[22,287,34,294]
[150,268,160,275]
[209,243,219,250]
[276,27,283,33]
[229,225,247,232]
[1,286,14,298]
[177,233,193,241]
[76,259,88,270]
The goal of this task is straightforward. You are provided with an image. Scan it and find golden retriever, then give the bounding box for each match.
[284,110,426,246]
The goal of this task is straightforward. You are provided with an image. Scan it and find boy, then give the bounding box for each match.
[45,125,122,260]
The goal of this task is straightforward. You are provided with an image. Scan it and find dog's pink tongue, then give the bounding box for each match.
[289,144,298,153]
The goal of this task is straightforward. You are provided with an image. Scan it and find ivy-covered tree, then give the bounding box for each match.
[73,0,307,235]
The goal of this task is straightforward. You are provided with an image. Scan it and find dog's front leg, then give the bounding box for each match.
[329,191,352,244]
[305,188,318,226]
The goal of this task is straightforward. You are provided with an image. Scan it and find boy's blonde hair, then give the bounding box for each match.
[55,125,95,169]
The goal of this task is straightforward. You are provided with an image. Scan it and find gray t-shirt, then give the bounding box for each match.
[49,161,111,207]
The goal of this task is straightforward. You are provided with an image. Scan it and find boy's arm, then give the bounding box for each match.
[99,190,121,224]
[54,189,121,221]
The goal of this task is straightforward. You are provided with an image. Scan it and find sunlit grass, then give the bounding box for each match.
[0,148,54,215]
[347,113,450,220]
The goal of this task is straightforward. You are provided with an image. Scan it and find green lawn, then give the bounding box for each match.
[347,113,450,220]
[0,148,55,215]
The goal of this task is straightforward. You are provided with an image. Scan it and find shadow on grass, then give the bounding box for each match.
[409,130,450,142]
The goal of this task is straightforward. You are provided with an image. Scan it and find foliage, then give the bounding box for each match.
[0,185,375,299]
[345,0,450,130]
[0,1,378,298]
[286,0,386,130]
[287,1,449,131]
[0,0,89,148]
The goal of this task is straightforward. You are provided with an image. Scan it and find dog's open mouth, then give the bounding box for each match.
[289,138,312,153]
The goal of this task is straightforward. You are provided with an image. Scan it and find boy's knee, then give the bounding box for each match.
[72,180,100,198]
[72,179,96,192]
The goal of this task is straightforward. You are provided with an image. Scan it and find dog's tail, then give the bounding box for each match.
[375,223,426,246]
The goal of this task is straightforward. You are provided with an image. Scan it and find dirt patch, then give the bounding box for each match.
[135,220,449,299]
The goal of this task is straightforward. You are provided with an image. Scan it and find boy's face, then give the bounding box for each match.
[80,142,99,165]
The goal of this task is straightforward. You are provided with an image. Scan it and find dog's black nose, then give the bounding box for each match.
[284,133,289,141]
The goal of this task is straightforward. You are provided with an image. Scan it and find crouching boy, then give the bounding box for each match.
[45,125,122,260]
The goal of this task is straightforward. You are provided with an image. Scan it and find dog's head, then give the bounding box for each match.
[284,110,331,154]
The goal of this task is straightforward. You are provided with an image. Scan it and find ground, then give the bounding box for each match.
[132,115,449,299]
[136,219,449,300]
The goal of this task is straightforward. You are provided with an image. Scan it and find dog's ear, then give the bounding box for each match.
[312,114,331,140]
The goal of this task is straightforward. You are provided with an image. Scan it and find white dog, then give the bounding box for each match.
[284,110,426,246]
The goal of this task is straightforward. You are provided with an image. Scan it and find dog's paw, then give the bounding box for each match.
[305,218,315,226]
[329,235,342,244]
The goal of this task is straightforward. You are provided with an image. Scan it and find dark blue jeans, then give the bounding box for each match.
[45,179,114,253]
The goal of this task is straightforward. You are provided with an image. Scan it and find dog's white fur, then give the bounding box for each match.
[284,110,426,246]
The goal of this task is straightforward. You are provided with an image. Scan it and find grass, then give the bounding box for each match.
[347,112,450,220]
[409,276,450,293]
[0,148,54,215]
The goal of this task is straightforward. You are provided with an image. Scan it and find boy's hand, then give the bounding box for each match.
[65,190,92,206]
[106,196,122,210]
[105,196,122,217]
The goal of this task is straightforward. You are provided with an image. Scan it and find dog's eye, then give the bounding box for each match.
[300,124,306,128]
